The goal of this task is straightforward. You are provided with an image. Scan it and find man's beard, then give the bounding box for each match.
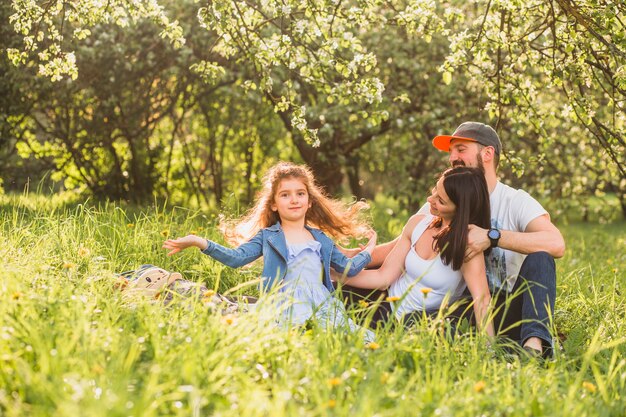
[451,152,484,170]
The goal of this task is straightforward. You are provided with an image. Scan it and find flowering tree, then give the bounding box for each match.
[4,0,625,215]
[440,0,626,216]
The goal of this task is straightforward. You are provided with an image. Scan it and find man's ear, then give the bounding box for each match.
[482,146,496,163]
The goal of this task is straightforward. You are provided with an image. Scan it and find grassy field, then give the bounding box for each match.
[1,194,625,416]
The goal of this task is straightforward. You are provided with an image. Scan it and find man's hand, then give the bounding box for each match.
[465,225,490,261]
[162,235,207,256]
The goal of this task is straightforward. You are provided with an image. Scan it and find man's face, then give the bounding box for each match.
[448,139,483,169]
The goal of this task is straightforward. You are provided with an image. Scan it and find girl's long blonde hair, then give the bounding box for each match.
[221,161,371,245]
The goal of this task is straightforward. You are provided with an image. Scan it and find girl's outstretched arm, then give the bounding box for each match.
[163,230,263,268]
[163,235,209,254]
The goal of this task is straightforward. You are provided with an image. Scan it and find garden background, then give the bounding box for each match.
[1,1,625,416]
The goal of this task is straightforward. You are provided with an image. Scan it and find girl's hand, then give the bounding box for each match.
[336,243,364,258]
[162,235,207,256]
[362,229,377,254]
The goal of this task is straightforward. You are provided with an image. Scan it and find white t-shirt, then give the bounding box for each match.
[417,181,547,292]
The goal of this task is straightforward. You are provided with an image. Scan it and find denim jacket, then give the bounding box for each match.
[201,222,371,292]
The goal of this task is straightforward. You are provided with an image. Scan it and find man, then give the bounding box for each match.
[361,122,565,356]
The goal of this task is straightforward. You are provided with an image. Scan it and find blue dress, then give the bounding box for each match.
[276,240,373,341]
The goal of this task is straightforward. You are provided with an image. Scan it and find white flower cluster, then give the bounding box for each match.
[9,0,187,81]
[38,52,78,82]
[353,78,385,104]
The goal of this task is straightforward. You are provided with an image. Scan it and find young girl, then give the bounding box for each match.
[337,166,495,336]
[162,162,376,335]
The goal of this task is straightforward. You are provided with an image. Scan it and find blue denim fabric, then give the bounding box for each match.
[339,252,557,348]
[492,251,556,351]
[201,222,371,293]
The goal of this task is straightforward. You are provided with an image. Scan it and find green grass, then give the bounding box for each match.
[1,194,625,416]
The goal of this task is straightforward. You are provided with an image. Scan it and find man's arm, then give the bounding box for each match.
[465,214,565,260]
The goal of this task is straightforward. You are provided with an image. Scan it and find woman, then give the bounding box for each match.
[339,166,494,336]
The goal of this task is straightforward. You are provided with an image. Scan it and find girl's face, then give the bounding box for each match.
[271,178,311,222]
[427,177,456,221]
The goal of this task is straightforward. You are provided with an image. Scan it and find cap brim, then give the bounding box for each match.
[432,135,478,152]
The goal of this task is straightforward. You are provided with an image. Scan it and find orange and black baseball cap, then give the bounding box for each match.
[432,122,502,155]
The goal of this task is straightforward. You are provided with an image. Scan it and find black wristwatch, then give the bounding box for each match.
[488,228,501,248]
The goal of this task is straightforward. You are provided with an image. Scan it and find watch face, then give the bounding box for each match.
[488,229,500,239]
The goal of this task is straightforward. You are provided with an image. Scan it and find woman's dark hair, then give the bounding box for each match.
[432,166,491,270]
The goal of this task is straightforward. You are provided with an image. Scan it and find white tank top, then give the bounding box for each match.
[388,214,466,319]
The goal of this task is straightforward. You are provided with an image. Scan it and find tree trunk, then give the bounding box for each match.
[345,155,374,200]
[244,138,255,205]
[126,135,155,202]
[300,153,345,196]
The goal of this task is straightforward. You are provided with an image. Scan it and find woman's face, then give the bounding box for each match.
[427,177,456,221]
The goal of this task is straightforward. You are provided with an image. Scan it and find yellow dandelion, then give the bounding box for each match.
[190,230,199,235]
[613,268,618,274]
[160,229,169,237]
[582,381,596,393]
[127,223,134,228]
[474,380,486,393]
[12,291,23,300]
[420,287,432,296]
[327,400,336,408]
[385,296,400,302]
[77,247,91,258]
[358,299,369,308]
[366,342,380,350]
[92,364,105,374]
[202,289,216,299]
[63,262,77,269]
[380,372,390,384]
[327,377,342,387]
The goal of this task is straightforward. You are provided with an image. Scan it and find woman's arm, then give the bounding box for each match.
[335,215,424,289]
[163,230,263,268]
[460,254,494,337]
[330,230,377,276]
[335,236,399,268]
[367,237,400,268]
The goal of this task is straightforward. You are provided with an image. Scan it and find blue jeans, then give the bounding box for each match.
[336,252,557,347]
[492,252,556,351]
